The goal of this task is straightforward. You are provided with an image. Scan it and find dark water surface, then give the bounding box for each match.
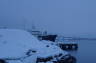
[69,40,96,63]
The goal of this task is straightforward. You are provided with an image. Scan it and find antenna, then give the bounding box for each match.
[31,20,36,31]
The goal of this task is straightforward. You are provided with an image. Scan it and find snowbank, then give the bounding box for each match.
[0,29,68,63]
[0,29,39,58]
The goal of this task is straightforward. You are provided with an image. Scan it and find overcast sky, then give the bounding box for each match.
[0,0,96,37]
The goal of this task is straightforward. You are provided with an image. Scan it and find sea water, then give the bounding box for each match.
[69,40,96,63]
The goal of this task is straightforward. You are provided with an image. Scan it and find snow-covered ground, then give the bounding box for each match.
[0,29,68,63]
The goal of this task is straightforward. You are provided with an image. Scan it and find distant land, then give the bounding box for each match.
[63,37,96,41]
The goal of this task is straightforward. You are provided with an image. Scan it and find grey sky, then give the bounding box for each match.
[0,0,96,37]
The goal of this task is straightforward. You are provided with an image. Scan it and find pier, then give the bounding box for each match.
[59,43,78,50]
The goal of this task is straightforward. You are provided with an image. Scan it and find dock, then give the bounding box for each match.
[59,43,78,50]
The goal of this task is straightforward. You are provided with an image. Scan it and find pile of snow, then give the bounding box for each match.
[38,40,68,57]
[0,29,39,58]
[0,29,68,63]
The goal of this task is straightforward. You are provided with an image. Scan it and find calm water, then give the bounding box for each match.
[69,40,96,63]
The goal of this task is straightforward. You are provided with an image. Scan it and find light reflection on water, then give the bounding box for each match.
[68,40,96,63]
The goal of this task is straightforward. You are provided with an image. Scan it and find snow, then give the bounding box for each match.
[0,29,39,58]
[7,60,22,63]
[39,40,68,57]
[0,29,68,63]
[58,41,77,44]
